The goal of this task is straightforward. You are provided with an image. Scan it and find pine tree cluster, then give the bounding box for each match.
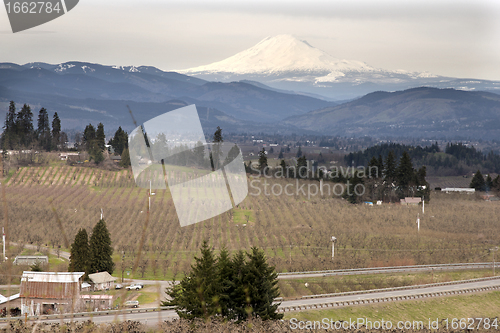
[69,219,114,278]
[470,170,500,192]
[1,101,65,151]
[82,123,105,164]
[164,240,282,322]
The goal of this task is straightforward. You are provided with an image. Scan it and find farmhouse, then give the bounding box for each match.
[59,152,80,161]
[110,155,122,163]
[20,271,84,315]
[88,271,116,291]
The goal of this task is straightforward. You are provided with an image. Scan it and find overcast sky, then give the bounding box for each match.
[1,0,500,80]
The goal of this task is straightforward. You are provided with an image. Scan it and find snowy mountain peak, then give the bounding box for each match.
[180,34,374,75]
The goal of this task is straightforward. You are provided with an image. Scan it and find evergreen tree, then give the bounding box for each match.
[492,175,500,193]
[108,126,128,155]
[278,150,283,159]
[164,242,282,322]
[230,250,251,321]
[485,174,493,191]
[165,240,220,320]
[83,124,96,150]
[213,126,223,143]
[279,159,287,178]
[296,146,302,158]
[36,108,51,151]
[239,248,282,321]
[211,126,223,170]
[470,170,485,191]
[343,171,364,204]
[297,155,307,178]
[377,154,384,175]
[96,123,106,151]
[384,151,397,181]
[1,101,18,150]
[257,148,267,171]
[368,156,379,178]
[89,142,104,164]
[30,261,43,272]
[119,148,131,167]
[69,228,90,277]
[16,104,34,147]
[217,246,233,318]
[317,152,325,163]
[51,112,61,150]
[89,219,114,274]
[396,151,414,189]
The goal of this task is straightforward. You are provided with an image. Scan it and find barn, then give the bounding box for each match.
[20,271,84,315]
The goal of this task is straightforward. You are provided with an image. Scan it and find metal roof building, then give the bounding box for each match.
[13,256,49,266]
[20,271,85,315]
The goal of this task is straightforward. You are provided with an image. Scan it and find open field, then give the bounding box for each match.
[2,164,499,287]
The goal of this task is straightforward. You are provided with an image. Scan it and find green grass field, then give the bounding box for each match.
[285,291,500,330]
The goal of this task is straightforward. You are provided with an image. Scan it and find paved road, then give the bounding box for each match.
[278,263,495,279]
[281,277,500,308]
[10,242,70,261]
[3,277,498,327]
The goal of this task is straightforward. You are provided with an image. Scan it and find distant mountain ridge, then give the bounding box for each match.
[0,61,334,133]
[2,60,500,139]
[283,87,500,139]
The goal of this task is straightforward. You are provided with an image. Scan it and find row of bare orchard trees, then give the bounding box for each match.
[3,164,499,281]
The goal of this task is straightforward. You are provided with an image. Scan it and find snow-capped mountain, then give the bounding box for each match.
[181,34,374,76]
[179,35,500,100]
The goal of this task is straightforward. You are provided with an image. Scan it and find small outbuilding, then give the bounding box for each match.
[13,256,49,266]
[400,197,422,205]
[88,272,116,291]
[442,188,475,194]
[80,294,113,311]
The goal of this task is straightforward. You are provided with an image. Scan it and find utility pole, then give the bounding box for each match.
[417,213,420,232]
[2,227,5,261]
[148,179,155,212]
[331,236,337,260]
[491,247,499,276]
[121,252,125,283]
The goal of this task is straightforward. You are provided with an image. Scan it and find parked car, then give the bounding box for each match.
[115,284,123,290]
[126,283,143,290]
[124,300,139,308]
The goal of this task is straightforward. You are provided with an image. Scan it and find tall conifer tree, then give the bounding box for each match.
[69,228,90,278]
[89,219,114,274]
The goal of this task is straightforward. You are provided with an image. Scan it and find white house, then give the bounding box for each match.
[88,272,116,291]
